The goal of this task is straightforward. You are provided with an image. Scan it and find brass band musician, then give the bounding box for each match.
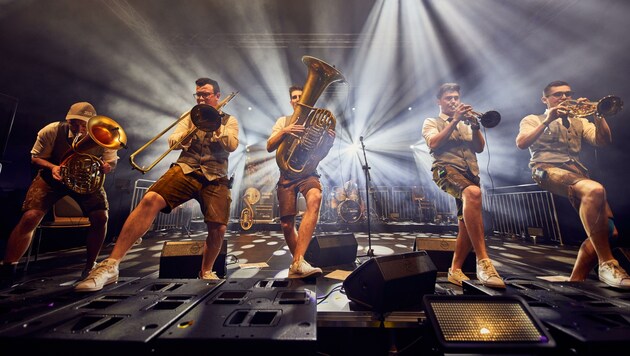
[422,82,505,289]
[267,85,334,278]
[75,77,239,292]
[516,80,629,289]
[1,102,118,287]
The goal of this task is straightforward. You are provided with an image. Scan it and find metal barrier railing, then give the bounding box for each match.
[483,184,562,244]
[131,179,192,233]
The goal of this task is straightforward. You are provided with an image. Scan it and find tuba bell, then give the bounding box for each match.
[60,116,127,194]
[276,56,346,176]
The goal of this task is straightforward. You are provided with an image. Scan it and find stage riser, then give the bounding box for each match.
[154,278,317,354]
[0,278,316,354]
[0,275,139,333]
[0,278,222,343]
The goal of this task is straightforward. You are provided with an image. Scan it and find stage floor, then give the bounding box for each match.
[2,225,629,355]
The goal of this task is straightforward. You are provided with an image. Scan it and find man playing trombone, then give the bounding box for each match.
[516,80,629,289]
[422,82,505,288]
[76,78,239,292]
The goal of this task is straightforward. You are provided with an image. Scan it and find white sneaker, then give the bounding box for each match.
[476,258,505,289]
[199,271,221,280]
[74,258,119,292]
[447,268,470,286]
[599,259,630,289]
[80,262,98,279]
[288,256,322,279]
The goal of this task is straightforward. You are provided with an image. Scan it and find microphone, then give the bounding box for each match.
[360,136,364,142]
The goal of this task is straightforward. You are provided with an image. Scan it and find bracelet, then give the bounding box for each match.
[470,122,480,131]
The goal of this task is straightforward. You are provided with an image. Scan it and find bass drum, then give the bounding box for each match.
[338,199,362,223]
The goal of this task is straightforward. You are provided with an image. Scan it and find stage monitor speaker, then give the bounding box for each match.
[159,239,227,278]
[414,237,476,273]
[304,233,357,267]
[423,295,556,354]
[343,251,437,312]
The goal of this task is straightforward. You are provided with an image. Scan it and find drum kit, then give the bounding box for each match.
[329,185,363,224]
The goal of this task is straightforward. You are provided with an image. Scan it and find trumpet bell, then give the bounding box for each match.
[191,104,222,132]
[479,110,501,128]
[598,95,623,117]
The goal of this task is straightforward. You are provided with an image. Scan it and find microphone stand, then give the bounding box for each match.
[359,136,375,258]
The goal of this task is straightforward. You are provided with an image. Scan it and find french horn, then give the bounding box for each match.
[60,116,127,194]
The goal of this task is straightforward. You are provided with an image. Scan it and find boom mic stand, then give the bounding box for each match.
[359,136,375,258]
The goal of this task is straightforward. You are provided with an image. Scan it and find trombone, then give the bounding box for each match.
[129,91,239,174]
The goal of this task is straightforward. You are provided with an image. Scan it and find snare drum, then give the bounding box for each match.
[338,199,362,223]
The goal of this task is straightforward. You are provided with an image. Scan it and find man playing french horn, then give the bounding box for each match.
[267,85,335,279]
[516,80,629,289]
[1,102,118,287]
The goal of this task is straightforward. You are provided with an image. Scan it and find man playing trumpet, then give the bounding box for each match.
[422,83,505,288]
[516,80,629,289]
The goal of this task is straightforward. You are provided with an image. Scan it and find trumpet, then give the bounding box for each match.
[557,95,623,118]
[465,109,501,128]
[129,91,238,174]
[449,103,501,128]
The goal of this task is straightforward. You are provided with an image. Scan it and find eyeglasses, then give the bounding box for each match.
[193,92,214,99]
[547,91,574,98]
[291,95,301,100]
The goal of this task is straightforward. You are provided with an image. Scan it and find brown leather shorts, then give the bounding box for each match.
[531,162,588,210]
[22,171,108,213]
[432,165,480,219]
[276,175,322,218]
[149,165,231,225]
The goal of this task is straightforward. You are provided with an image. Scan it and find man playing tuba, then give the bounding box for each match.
[1,102,119,287]
[267,85,335,278]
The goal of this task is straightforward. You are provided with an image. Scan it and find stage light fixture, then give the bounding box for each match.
[423,295,555,354]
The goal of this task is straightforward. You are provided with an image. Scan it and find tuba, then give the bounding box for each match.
[276,56,346,176]
[60,116,127,194]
